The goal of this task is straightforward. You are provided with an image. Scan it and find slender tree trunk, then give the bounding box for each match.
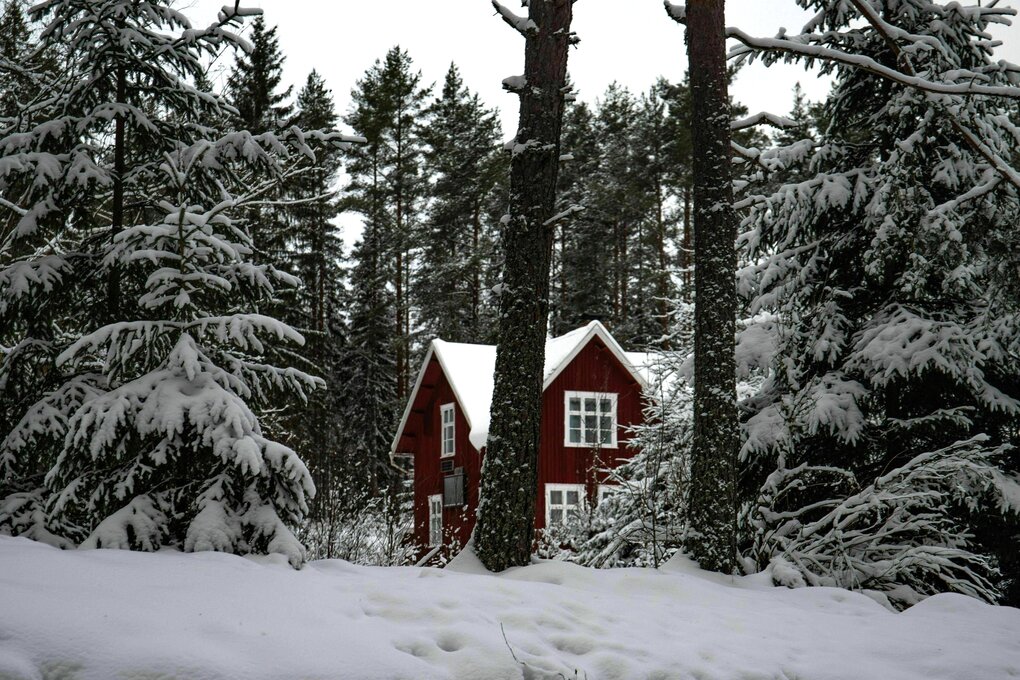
[655,176,670,346]
[108,65,126,322]
[474,0,573,572]
[682,185,692,299]
[471,202,481,338]
[681,0,739,574]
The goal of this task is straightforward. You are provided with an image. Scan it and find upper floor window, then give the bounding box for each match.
[440,403,455,458]
[564,391,617,448]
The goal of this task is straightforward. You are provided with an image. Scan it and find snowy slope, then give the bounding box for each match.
[1,536,1018,680]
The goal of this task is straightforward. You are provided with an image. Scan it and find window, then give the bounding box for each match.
[597,484,618,505]
[443,471,465,507]
[564,391,617,448]
[545,483,586,527]
[440,403,455,458]
[428,494,443,546]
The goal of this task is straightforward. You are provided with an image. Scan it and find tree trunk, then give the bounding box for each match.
[108,65,126,322]
[471,202,481,339]
[655,176,670,346]
[684,0,739,574]
[474,0,573,572]
[682,185,692,299]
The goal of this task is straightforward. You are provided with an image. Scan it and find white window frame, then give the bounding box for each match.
[563,391,618,449]
[597,484,618,505]
[440,403,455,458]
[428,494,443,547]
[545,483,586,527]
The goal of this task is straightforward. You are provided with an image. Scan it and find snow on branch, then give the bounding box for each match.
[732,112,798,131]
[543,204,584,227]
[492,1,537,37]
[216,3,261,23]
[502,75,527,94]
[727,28,1020,100]
[663,2,686,24]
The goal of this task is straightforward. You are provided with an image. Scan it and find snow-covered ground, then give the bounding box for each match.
[1,536,1018,680]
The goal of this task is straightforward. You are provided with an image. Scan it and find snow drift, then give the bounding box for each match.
[1,536,1018,680]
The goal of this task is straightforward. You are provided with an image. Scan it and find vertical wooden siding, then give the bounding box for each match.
[407,336,645,553]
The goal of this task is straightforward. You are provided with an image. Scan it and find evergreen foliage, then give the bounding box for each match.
[343,47,430,492]
[0,0,352,566]
[735,0,1020,606]
[415,64,503,344]
[227,16,292,131]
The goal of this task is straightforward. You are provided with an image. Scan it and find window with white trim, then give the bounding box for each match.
[440,403,455,458]
[564,391,617,448]
[545,483,586,527]
[428,494,443,546]
[597,484,618,505]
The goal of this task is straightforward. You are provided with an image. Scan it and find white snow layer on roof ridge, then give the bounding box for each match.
[431,321,635,451]
[431,339,496,451]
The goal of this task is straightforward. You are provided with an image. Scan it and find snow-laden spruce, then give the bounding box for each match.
[734,0,1020,606]
[0,0,358,565]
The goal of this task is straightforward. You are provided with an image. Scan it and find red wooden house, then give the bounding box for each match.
[390,321,652,554]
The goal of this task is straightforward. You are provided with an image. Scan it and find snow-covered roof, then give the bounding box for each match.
[391,321,648,454]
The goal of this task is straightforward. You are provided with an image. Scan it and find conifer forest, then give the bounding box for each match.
[2,1,1020,678]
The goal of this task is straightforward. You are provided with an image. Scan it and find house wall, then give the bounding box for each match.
[408,358,482,552]
[408,335,645,556]
[534,336,645,529]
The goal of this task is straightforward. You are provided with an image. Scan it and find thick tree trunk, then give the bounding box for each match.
[684,0,739,574]
[474,0,573,572]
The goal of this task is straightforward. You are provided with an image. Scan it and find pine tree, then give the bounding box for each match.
[0,0,351,565]
[551,79,690,347]
[474,0,575,572]
[734,0,1020,605]
[549,96,598,336]
[344,46,429,408]
[665,0,740,575]
[343,47,429,491]
[415,63,503,344]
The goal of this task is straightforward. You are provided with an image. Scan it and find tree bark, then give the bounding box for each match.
[683,0,739,574]
[108,65,126,322]
[474,0,573,572]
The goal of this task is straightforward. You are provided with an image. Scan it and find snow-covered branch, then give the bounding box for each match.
[663,2,686,24]
[542,204,584,227]
[728,28,1020,100]
[492,1,537,37]
[731,112,797,131]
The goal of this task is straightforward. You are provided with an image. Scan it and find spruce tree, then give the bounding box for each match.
[225,14,293,268]
[735,0,1020,605]
[0,0,350,565]
[227,15,292,131]
[0,0,32,117]
[475,0,575,572]
[415,64,503,344]
[281,71,357,540]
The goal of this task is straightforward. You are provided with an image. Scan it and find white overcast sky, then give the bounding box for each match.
[190,0,1020,138]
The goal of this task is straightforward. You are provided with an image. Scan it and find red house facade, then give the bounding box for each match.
[390,322,652,555]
